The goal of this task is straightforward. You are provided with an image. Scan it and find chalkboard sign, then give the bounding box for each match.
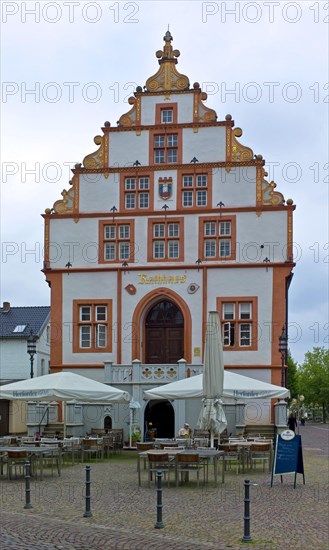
[271,431,305,488]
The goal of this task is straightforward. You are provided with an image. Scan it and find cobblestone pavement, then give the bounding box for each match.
[0,424,328,549]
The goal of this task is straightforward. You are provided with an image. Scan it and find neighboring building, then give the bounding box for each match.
[0,302,50,435]
[43,32,295,439]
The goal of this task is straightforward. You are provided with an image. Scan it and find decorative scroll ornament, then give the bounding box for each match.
[83,135,107,169]
[193,86,217,123]
[231,128,254,161]
[145,30,189,92]
[119,96,139,127]
[261,174,285,206]
[52,185,74,214]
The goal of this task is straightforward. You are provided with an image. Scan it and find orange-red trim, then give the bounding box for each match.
[98,219,135,264]
[149,128,182,166]
[176,168,213,210]
[271,266,291,365]
[147,217,184,262]
[198,215,236,262]
[117,270,122,364]
[73,299,112,353]
[155,103,178,124]
[131,288,192,363]
[287,209,293,261]
[47,272,63,371]
[216,296,258,351]
[119,172,155,213]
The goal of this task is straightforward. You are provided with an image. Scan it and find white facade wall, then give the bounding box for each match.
[207,267,273,365]
[183,127,226,163]
[141,94,194,125]
[62,272,118,364]
[213,167,257,207]
[79,173,120,213]
[109,131,149,167]
[236,211,288,263]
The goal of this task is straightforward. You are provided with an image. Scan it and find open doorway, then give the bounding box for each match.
[144,399,175,439]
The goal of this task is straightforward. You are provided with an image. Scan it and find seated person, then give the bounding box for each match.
[178,423,192,437]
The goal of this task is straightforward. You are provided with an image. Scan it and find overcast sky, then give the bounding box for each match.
[1,1,328,365]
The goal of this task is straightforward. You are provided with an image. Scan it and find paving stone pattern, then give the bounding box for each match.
[0,423,328,549]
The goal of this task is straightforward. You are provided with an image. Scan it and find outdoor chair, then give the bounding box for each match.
[81,438,103,462]
[159,442,179,449]
[136,442,155,451]
[249,443,272,472]
[218,444,240,473]
[7,450,29,480]
[147,453,173,488]
[176,453,205,487]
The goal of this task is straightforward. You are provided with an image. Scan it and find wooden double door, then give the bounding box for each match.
[145,301,184,364]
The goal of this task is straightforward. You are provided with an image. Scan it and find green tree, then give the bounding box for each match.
[298,347,329,422]
[286,352,299,399]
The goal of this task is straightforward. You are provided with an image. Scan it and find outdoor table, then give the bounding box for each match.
[222,441,272,472]
[0,445,61,480]
[137,448,224,486]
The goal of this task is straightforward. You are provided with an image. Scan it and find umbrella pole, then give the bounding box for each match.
[210,429,215,449]
[63,402,67,438]
[129,407,133,448]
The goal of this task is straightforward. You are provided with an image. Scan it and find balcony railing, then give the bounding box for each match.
[104,359,203,385]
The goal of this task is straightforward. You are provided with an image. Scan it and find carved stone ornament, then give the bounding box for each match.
[83,135,107,169]
[125,284,137,295]
[145,31,190,92]
[231,128,254,161]
[262,176,285,206]
[52,186,74,214]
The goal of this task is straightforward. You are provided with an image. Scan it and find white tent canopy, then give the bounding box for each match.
[0,371,131,403]
[144,371,290,401]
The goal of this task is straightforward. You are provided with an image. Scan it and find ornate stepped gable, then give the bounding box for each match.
[47,31,292,215]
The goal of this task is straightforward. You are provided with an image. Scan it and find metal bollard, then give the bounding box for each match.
[24,460,33,509]
[154,470,164,529]
[83,465,93,517]
[242,479,252,542]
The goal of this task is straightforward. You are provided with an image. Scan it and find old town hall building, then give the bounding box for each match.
[43,32,295,439]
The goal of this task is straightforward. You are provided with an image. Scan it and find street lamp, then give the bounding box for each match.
[278,325,288,387]
[27,329,37,378]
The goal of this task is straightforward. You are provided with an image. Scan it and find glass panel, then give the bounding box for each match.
[125,178,136,190]
[182,191,193,206]
[95,324,107,348]
[80,325,91,348]
[119,225,130,239]
[168,223,179,237]
[239,303,251,319]
[139,177,149,190]
[154,135,165,147]
[119,242,130,260]
[104,225,115,239]
[183,175,193,187]
[104,243,116,260]
[196,174,207,187]
[204,240,216,257]
[219,239,231,257]
[196,190,207,206]
[153,241,165,259]
[204,222,216,236]
[154,149,165,163]
[220,221,231,235]
[240,324,251,346]
[168,240,179,258]
[80,306,91,321]
[167,134,178,146]
[154,224,165,237]
[223,303,234,320]
[139,193,149,208]
[223,322,235,347]
[161,109,173,123]
[125,194,136,209]
[167,149,177,163]
[146,301,183,325]
[96,306,107,321]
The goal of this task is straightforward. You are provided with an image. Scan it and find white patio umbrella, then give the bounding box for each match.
[0,371,131,437]
[197,311,227,447]
[144,371,290,400]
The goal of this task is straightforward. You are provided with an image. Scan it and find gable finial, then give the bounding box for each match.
[145,31,189,92]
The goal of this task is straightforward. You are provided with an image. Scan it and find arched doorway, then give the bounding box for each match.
[145,300,184,364]
[104,416,112,430]
[144,400,175,439]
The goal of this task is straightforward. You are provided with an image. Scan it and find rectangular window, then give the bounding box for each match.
[217,297,258,351]
[199,216,236,261]
[205,240,216,258]
[100,220,134,264]
[161,109,173,123]
[122,176,151,212]
[154,134,178,164]
[181,173,208,208]
[74,300,112,353]
[148,217,184,262]
[182,191,193,207]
